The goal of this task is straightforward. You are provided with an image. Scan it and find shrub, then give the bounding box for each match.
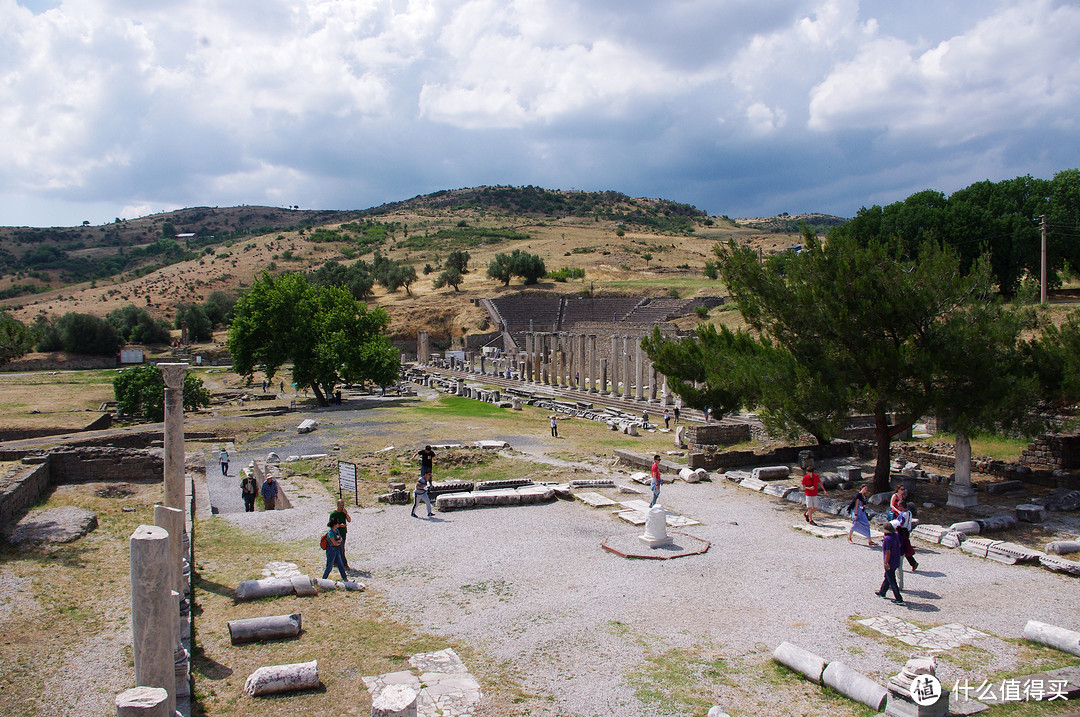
[548,267,586,282]
[693,305,709,318]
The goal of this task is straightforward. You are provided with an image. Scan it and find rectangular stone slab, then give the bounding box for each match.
[575,491,617,507]
[911,524,949,544]
[960,538,1002,558]
[739,476,768,492]
[986,542,1044,564]
[763,483,800,499]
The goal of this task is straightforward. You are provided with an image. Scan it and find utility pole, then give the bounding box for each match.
[1041,214,1048,305]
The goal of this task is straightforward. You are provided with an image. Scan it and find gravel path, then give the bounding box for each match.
[221,432,1080,716]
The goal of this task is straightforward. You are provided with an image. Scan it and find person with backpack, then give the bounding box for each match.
[241,474,257,512]
[219,449,229,476]
[321,518,348,581]
[417,445,436,478]
[329,499,353,570]
[895,509,919,571]
[847,485,874,545]
[412,471,434,518]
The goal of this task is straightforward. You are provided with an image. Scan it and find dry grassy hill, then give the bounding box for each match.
[0,188,834,345]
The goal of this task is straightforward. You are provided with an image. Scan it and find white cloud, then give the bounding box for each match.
[808,0,1080,141]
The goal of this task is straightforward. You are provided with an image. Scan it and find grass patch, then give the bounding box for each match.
[411,394,509,418]
[918,432,1032,462]
[626,646,736,716]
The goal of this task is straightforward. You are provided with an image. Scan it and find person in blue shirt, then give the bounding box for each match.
[876,522,905,604]
[260,474,279,510]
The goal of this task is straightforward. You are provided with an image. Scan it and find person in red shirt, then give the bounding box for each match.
[649,455,662,507]
[802,466,825,526]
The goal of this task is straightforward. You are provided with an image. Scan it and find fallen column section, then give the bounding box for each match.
[228,613,302,644]
[772,642,825,684]
[822,661,887,712]
[244,659,320,696]
[1024,620,1080,657]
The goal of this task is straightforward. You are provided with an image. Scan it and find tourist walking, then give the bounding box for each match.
[895,509,919,570]
[876,522,904,603]
[550,415,558,438]
[412,472,434,518]
[241,475,257,512]
[848,485,874,545]
[663,409,671,429]
[673,406,680,424]
[321,519,349,582]
[219,449,229,476]
[642,410,649,429]
[417,445,436,478]
[329,499,353,570]
[802,466,825,526]
[649,455,662,507]
[261,474,279,511]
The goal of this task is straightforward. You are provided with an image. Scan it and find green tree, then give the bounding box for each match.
[651,230,1033,492]
[433,267,463,291]
[203,291,237,327]
[228,272,399,406]
[446,250,471,274]
[36,313,122,356]
[1025,308,1080,407]
[160,222,177,239]
[113,364,211,421]
[487,253,515,285]
[107,305,172,344]
[511,249,546,284]
[0,313,33,366]
[175,304,213,343]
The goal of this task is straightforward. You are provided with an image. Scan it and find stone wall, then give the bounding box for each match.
[0,462,50,531]
[0,413,112,443]
[686,423,751,448]
[47,447,162,483]
[1020,434,1080,471]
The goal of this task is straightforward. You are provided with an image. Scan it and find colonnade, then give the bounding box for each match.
[418,331,673,405]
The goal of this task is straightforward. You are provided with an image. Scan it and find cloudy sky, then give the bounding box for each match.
[1,0,1078,227]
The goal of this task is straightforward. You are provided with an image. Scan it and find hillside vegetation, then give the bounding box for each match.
[0,187,828,345]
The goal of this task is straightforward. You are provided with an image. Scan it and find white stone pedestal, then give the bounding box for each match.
[946,486,979,509]
[639,506,672,548]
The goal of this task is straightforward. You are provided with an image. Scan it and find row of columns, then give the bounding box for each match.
[522,331,671,404]
[414,331,674,406]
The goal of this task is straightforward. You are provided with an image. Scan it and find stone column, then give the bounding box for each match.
[577,334,586,391]
[599,358,608,397]
[541,334,550,385]
[662,375,673,405]
[130,525,175,717]
[417,331,430,365]
[622,336,633,402]
[947,432,978,509]
[159,364,188,513]
[635,340,645,401]
[610,335,619,396]
[588,335,598,393]
[557,336,566,387]
[649,363,658,402]
[524,333,533,383]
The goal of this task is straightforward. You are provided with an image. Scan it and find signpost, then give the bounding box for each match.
[337,462,358,505]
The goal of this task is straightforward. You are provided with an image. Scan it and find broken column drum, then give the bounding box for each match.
[639,505,673,547]
[130,525,176,716]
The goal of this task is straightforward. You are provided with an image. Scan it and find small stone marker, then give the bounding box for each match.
[837,465,862,482]
[885,655,949,717]
[371,684,418,717]
[115,686,170,717]
[639,505,673,548]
